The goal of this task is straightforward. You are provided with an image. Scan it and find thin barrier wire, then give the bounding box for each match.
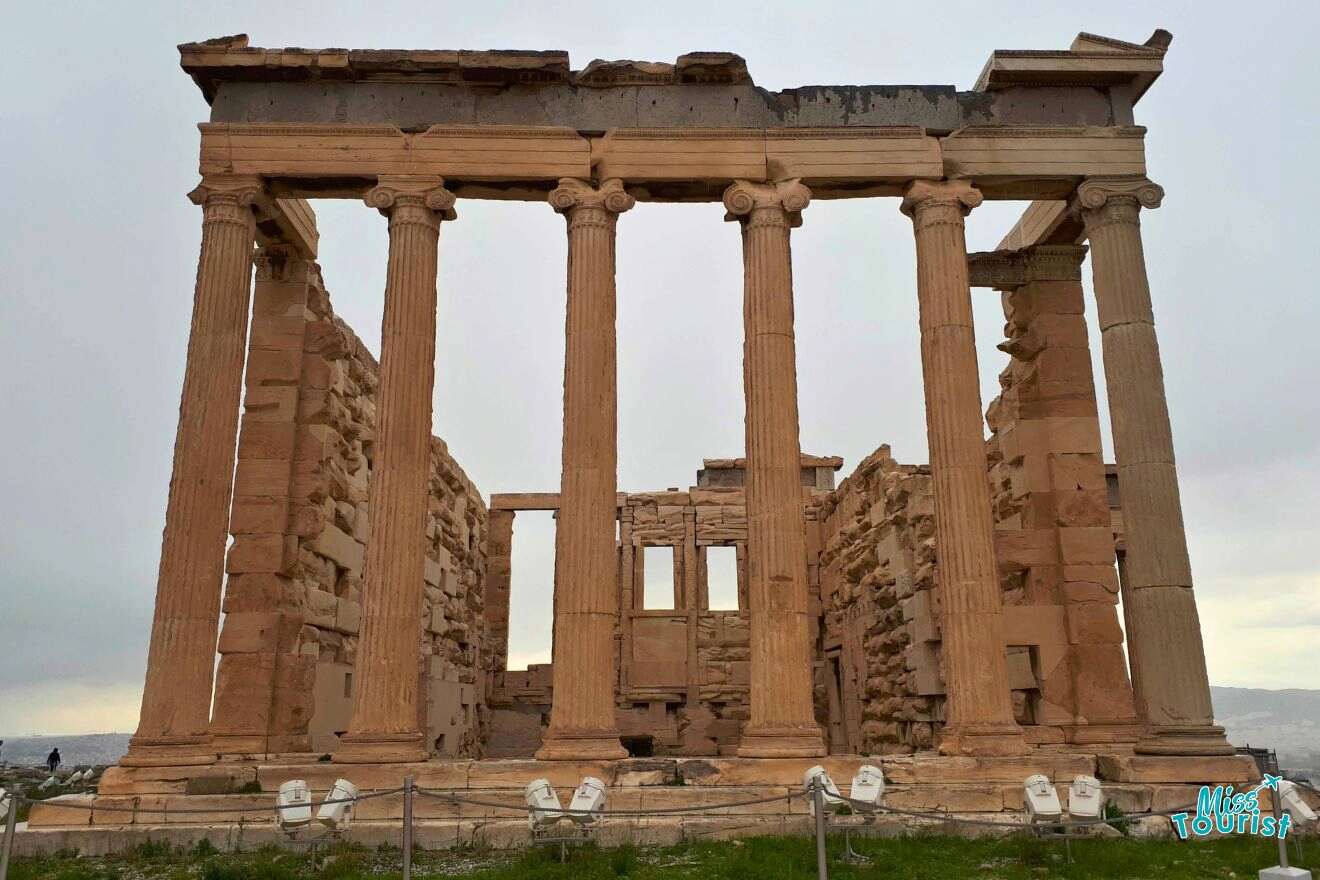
[1,781,1201,829]
[414,786,810,817]
[6,774,1319,827]
[3,787,404,817]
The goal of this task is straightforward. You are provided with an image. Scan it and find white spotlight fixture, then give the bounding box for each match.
[1067,775,1104,820]
[0,787,10,822]
[38,776,56,791]
[1279,781,1317,826]
[848,765,886,813]
[1024,774,1063,823]
[316,778,359,832]
[566,776,607,827]
[803,765,844,816]
[277,779,314,834]
[525,778,565,831]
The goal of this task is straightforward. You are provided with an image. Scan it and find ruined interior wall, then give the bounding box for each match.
[488,475,832,758]
[817,263,1138,754]
[819,445,939,754]
[212,253,489,758]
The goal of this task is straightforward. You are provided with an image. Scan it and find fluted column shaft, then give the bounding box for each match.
[1077,176,1230,755]
[725,180,825,758]
[336,177,455,764]
[538,179,633,760]
[902,180,1025,757]
[123,176,261,767]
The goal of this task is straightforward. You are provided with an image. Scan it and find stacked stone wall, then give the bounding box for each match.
[982,262,1138,741]
[819,445,939,754]
[212,252,489,758]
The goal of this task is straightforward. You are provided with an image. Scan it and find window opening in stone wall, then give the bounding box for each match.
[642,545,676,610]
[507,510,556,669]
[706,545,739,610]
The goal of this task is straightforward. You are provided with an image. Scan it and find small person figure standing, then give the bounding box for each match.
[46,747,61,775]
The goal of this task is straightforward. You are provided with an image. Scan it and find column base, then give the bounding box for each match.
[1063,721,1144,746]
[736,724,826,758]
[119,735,217,768]
[938,723,1028,757]
[1134,724,1234,756]
[535,728,627,761]
[333,731,427,764]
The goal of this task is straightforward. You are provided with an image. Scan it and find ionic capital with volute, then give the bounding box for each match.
[1074,176,1165,232]
[187,174,264,225]
[364,175,457,226]
[549,178,635,226]
[723,179,812,228]
[900,179,983,228]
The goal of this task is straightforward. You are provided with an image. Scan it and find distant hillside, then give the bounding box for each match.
[1212,686,1320,772]
[0,733,129,767]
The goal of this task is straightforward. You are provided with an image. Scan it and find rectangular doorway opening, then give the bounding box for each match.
[706,545,739,610]
[507,509,555,671]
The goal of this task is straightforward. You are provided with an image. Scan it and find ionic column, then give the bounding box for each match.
[122,175,261,767]
[901,180,1025,757]
[1076,177,1231,755]
[536,178,633,761]
[724,179,825,758]
[335,176,455,764]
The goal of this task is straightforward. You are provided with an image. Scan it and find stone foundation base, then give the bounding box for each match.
[26,751,1270,852]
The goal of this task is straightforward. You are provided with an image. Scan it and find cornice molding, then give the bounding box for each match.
[967,244,1087,289]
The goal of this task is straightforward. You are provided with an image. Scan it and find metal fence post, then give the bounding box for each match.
[1271,782,1289,870]
[812,780,829,880]
[0,795,18,880]
[401,775,411,880]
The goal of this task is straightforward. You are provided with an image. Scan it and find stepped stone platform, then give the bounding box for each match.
[16,753,1260,855]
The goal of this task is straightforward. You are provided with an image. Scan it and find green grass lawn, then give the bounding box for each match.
[8,834,1315,880]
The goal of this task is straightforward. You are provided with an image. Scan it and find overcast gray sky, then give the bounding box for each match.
[2,0,1317,735]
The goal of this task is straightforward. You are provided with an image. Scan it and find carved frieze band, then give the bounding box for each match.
[722,179,812,228]
[966,244,1088,289]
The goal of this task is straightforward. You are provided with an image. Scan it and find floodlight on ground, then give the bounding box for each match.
[566,777,607,827]
[1279,781,1317,826]
[1067,775,1103,820]
[525,778,564,830]
[277,779,313,833]
[316,778,359,831]
[848,765,886,812]
[37,776,56,791]
[66,770,85,784]
[1024,774,1062,823]
[0,787,10,822]
[803,765,845,816]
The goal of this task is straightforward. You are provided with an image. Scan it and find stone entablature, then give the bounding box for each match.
[181,33,1161,133]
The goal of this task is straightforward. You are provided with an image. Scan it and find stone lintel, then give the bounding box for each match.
[253,197,318,259]
[489,492,630,511]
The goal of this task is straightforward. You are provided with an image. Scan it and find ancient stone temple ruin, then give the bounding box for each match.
[28,28,1268,843]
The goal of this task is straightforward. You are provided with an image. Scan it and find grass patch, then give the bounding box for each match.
[7,833,1315,879]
